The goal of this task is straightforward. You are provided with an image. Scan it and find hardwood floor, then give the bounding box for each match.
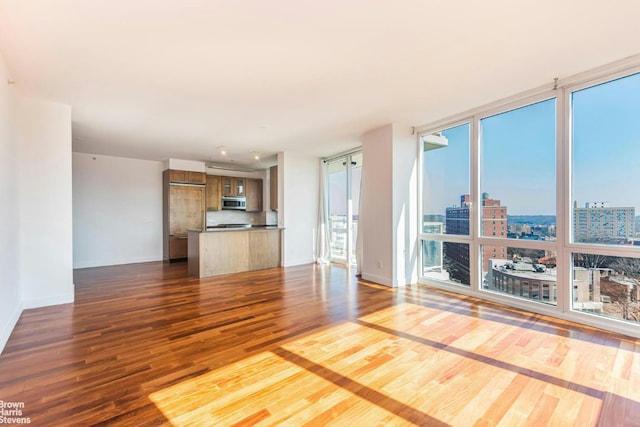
[1,262,640,426]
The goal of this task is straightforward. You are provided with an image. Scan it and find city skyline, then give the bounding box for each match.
[420,71,640,327]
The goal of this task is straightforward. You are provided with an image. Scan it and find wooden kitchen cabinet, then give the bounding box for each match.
[206,175,222,211]
[269,165,278,211]
[163,170,205,261]
[235,178,245,196]
[168,169,206,185]
[188,228,281,278]
[168,185,205,235]
[221,177,246,197]
[222,177,232,196]
[245,178,263,212]
[248,229,281,270]
[169,236,188,259]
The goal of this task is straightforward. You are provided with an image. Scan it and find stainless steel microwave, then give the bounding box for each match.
[221,196,246,210]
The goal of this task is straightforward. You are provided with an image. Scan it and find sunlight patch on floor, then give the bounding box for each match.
[148,322,415,426]
[149,304,636,426]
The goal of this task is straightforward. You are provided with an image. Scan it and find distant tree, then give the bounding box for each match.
[574,253,611,269]
[601,278,640,321]
[575,235,627,246]
[607,300,640,322]
[601,281,630,304]
[609,258,640,278]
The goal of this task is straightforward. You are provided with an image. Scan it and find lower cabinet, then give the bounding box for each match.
[249,230,280,270]
[169,236,188,259]
[188,229,281,278]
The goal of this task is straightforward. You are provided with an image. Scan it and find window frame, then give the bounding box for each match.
[416,59,640,338]
[326,151,363,266]
[417,118,476,288]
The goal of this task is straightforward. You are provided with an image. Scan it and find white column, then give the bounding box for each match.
[360,123,418,287]
[17,97,74,308]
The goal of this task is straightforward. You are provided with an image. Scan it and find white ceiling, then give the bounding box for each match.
[0,1,639,166]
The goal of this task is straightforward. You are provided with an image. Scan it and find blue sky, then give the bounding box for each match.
[481,98,556,215]
[423,71,640,217]
[573,72,640,209]
[423,123,470,214]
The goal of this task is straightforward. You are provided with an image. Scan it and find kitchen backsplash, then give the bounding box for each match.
[265,211,277,225]
[206,210,277,226]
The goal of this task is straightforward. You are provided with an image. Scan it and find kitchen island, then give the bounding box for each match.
[187,227,282,278]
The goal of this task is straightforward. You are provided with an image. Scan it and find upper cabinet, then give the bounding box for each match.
[222,177,246,197]
[245,179,263,212]
[235,178,245,196]
[206,175,222,211]
[209,174,264,211]
[168,169,206,185]
[270,166,278,211]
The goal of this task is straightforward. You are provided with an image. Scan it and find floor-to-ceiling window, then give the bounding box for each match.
[570,71,640,324]
[418,62,640,337]
[479,98,557,305]
[327,152,362,266]
[421,123,471,286]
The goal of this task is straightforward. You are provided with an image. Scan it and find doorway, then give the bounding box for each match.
[326,152,362,266]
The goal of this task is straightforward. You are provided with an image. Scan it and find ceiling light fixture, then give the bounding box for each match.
[217,146,227,156]
[252,151,260,160]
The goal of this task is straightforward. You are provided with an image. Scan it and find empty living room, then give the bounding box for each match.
[1,1,640,425]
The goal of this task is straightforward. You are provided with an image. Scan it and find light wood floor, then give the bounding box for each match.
[1,262,639,426]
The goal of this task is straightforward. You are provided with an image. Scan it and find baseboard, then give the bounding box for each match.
[22,292,74,309]
[282,257,316,268]
[73,255,163,269]
[0,303,23,355]
[361,272,394,287]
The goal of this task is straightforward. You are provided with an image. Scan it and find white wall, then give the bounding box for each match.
[166,158,205,172]
[392,124,419,285]
[17,97,74,309]
[360,124,394,285]
[0,52,22,352]
[280,151,319,267]
[205,166,264,180]
[360,123,418,287]
[73,153,164,268]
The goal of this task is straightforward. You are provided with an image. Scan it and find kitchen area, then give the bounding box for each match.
[162,165,281,278]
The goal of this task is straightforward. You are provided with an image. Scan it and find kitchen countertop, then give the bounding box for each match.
[188,226,281,233]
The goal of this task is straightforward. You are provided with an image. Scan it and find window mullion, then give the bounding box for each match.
[470,115,480,292]
[557,86,570,314]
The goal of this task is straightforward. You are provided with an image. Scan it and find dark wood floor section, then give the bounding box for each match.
[1,262,640,426]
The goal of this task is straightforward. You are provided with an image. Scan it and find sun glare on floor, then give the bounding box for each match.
[149,304,639,426]
[148,321,426,426]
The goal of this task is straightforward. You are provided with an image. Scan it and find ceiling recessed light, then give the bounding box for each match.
[252,151,260,160]
[217,146,227,156]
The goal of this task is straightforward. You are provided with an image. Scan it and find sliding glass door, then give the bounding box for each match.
[327,152,362,266]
